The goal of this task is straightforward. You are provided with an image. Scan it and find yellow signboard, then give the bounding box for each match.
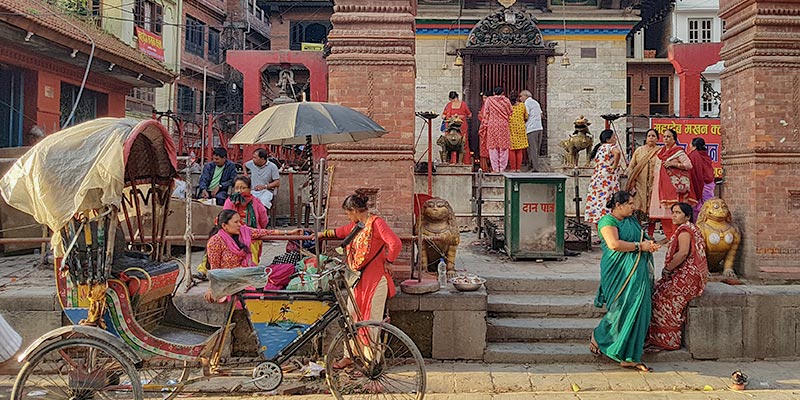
[301,42,325,52]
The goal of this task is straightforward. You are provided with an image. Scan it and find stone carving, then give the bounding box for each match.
[559,115,594,167]
[466,7,553,48]
[696,197,741,277]
[437,116,465,164]
[417,198,460,278]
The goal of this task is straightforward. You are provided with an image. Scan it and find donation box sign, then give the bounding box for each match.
[650,118,723,178]
[503,173,567,260]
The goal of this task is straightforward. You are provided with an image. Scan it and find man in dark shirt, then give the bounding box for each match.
[198,147,237,206]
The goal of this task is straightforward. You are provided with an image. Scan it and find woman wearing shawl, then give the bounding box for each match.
[590,191,660,372]
[477,92,491,171]
[482,86,513,172]
[687,138,715,216]
[318,191,402,369]
[647,202,708,352]
[203,210,302,302]
[625,129,660,235]
[442,91,473,165]
[224,176,269,264]
[649,129,695,239]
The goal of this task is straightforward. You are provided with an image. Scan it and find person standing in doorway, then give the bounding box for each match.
[508,91,529,172]
[481,86,513,172]
[520,90,543,172]
[245,148,281,211]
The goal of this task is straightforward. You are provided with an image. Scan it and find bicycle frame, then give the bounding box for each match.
[205,261,368,371]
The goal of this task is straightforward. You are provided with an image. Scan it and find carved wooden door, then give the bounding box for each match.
[463,54,548,159]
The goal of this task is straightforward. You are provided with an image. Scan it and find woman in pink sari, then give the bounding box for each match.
[646,202,708,352]
[481,86,513,172]
[442,91,473,165]
[649,129,696,239]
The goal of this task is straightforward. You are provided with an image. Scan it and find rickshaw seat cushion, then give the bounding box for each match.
[111,255,180,297]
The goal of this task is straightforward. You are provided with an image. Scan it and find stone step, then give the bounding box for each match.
[488,294,604,318]
[480,198,505,214]
[479,186,505,198]
[484,342,694,364]
[485,277,599,295]
[487,317,600,342]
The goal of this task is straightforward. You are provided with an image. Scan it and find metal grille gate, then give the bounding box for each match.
[478,63,531,98]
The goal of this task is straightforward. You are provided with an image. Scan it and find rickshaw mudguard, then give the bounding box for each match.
[17,325,143,367]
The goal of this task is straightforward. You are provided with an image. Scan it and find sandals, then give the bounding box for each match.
[589,334,601,356]
[621,362,653,372]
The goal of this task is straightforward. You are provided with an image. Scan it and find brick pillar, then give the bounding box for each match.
[719,0,800,279]
[325,0,417,277]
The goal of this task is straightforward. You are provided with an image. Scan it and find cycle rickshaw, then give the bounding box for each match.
[0,118,425,399]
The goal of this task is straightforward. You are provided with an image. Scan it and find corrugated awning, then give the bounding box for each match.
[628,0,675,38]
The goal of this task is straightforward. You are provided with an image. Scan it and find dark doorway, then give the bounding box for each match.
[462,51,550,159]
[60,83,98,128]
[0,65,24,148]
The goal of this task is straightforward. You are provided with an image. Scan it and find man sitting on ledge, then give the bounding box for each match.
[198,147,237,206]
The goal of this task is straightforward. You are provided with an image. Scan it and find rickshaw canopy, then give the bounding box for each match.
[0,118,177,232]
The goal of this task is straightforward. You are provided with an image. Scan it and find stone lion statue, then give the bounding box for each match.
[696,197,741,277]
[559,115,593,167]
[437,116,465,164]
[417,197,460,278]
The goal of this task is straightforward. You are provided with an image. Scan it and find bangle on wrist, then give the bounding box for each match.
[633,242,640,252]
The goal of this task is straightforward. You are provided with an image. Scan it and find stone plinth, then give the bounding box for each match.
[325,1,417,276]
[388,285,487,360]
[719,0,800,279]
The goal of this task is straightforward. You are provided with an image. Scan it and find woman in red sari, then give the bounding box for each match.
[649,129,696,239]
[318,191,402,369]
[646,202,708,352]
[223,176,269,264]
[442,91,473,164]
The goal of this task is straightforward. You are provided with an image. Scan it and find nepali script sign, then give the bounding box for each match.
[135,27,165,61]
[650,118,723,178]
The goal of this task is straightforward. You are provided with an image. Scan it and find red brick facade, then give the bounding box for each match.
[719,0,800,279]
[325,1,417,277]
[626,63,675,117]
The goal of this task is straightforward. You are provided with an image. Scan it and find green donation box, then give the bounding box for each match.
[503,173,567,260]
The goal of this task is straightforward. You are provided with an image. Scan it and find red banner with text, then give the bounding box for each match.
[135,27,165,61]
[650,118,722,178]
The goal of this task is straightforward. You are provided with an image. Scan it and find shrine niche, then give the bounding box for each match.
[466,8,554,49]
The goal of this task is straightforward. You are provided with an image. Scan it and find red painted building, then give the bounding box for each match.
[0,0,175,148]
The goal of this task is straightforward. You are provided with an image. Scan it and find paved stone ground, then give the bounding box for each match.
[1,359,797,398]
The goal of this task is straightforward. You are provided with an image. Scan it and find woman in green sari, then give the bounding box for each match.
[590,191,661,372]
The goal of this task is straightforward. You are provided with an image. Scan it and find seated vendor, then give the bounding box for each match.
[198,147,237,206]
[204,210,302,302]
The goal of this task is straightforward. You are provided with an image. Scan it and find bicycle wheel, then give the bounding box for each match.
[12,336,143,399]
[326,321,426,400]
[137,359,191,399]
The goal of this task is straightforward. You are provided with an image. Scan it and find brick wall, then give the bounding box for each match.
[626,62,675,117]
[325,1,417,277]
[270,9,334,51]
[719,0,800,278]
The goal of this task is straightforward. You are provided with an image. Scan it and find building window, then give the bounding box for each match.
[127,87,156,115]
[701,79,718,117]
[688,18,712,43]
[60,83,97,127]
[208,28,221,64]
[185,15,205,57]
[134,0,163,35]
[649,76,670,115]
[177,85,196,117]
[289,21,332,51]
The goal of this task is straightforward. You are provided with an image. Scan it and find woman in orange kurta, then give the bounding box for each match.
[319,191,402,369]
[442,91,473,164]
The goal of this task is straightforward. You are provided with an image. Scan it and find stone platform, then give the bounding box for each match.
[2,233,800,372]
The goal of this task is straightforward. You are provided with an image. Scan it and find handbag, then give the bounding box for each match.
[440,120,447,132]
[667,168,691,194]
[344,245,385,289]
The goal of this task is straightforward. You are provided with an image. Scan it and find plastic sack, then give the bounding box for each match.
[208,267,268,299]
[263,263,295,290]
[0,312,22,363]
